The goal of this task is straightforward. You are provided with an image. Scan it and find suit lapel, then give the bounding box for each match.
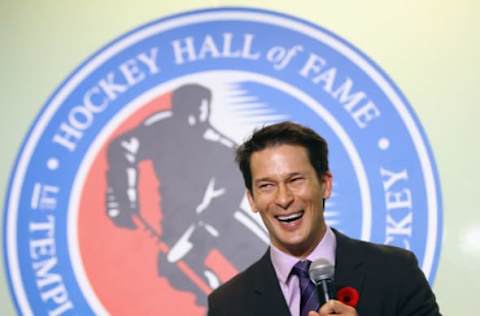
[333,229,367,295]
[250,250,291,316]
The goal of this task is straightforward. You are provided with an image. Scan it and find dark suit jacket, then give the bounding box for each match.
[208,230,441,316]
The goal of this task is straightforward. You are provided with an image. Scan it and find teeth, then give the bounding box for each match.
[277,212,303,222]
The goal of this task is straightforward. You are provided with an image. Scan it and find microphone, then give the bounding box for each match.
[309,258,335,306]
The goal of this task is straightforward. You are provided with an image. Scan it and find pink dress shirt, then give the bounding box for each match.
[270,226,337,316]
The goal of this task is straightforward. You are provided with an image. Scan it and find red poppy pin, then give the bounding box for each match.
[336,287,360,308]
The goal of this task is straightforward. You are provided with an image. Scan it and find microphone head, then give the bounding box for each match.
[309,258,334,284]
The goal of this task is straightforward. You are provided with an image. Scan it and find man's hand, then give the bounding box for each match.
[308,299,358,316]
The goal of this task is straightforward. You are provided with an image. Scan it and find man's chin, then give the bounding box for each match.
[274,238,312,256]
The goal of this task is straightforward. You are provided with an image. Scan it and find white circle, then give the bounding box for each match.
[378,138,390,150]
[47,158,59,170]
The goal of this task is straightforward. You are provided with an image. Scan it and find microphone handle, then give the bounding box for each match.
[316,278,335,306]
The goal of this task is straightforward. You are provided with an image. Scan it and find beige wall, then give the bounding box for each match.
[1,1,479,314]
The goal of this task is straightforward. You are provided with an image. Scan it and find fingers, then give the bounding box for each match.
[318,300,358,316]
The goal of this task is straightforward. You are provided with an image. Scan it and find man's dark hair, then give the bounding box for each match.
[235,121,329,192]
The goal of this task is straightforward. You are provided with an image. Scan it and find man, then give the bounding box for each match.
[207,121,441,316]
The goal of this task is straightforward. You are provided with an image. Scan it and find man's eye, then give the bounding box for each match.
[259,183,273,189]
[291,177,304,183]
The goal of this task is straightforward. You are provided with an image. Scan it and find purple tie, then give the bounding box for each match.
[292,260,320,316]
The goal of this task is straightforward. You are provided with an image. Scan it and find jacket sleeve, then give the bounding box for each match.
[396,252,441,316]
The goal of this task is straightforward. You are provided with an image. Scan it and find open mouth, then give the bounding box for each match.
[275,211,304,223]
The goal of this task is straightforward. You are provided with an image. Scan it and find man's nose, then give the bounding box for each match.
[275,185,294,209]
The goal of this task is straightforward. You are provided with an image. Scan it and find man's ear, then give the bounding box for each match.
[247,190,258,213]
[322,172,333,199]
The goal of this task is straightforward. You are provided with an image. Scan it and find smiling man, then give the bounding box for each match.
[207,121,441,316]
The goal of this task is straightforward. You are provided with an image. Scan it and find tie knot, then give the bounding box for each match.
[292,260,311,278]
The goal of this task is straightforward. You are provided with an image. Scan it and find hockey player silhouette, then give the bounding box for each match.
[105,84,265,307]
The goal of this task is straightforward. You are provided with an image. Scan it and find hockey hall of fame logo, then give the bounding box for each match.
[3,7,442,316]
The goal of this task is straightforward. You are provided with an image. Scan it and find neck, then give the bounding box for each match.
[286,225,327,259]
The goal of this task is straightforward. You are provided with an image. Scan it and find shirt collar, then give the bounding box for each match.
[270,226,337,285]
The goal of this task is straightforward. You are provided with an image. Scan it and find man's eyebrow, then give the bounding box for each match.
[254,172,306,183]
[288,172,304,177]
[254,177,273,184]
